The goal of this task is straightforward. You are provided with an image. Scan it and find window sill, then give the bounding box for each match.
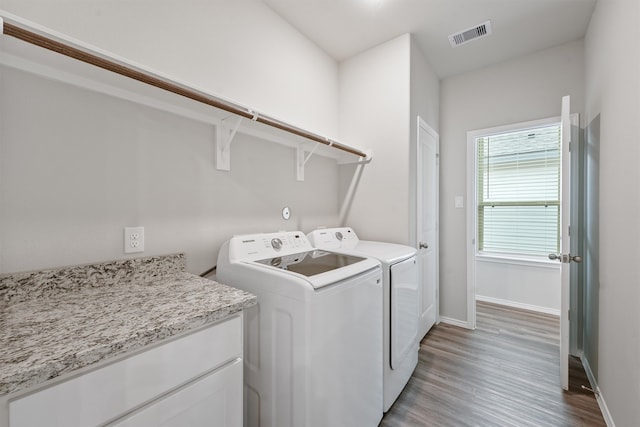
[476,253,560,269]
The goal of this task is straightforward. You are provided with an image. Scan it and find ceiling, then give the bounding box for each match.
[262,0,597,78]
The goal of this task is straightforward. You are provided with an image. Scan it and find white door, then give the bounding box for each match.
[550,95,582,391]
[417,117,439,338]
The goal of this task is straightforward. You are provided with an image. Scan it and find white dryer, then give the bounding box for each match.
[217,231,383,427]
[307,227,419,412]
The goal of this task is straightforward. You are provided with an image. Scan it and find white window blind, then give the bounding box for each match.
[477,123,561,256]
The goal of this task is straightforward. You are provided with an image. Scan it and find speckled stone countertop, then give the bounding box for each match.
[0,254,256,396]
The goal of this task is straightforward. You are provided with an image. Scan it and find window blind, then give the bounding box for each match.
[477,123,561,256]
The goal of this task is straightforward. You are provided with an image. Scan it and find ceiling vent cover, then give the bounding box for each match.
[448,20,492,47]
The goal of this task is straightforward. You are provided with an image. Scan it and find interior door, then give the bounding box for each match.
[551,95,581,391]
[417,117,439,338]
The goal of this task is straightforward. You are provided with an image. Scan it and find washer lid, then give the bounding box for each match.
[255,250,367,277]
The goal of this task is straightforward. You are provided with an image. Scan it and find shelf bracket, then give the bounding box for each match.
[216,116,243,171]
[297,142,321,181]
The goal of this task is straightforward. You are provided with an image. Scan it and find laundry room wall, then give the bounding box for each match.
[337,34,412,244]
[0,0,339,137]
[0,1,343,275]
[475,260,560,314]
[583,0,640,424]
[439,40,585,322]
[409,38,440,247]
[0,66,341,275]
[337,35,440,246]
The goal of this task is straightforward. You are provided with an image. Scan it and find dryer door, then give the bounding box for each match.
[390,256,419,369]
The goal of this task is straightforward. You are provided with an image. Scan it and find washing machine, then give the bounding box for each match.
[216,231,383,427]
[307,227,419,412]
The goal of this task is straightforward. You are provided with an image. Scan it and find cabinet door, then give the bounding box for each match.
[112,358,242,427]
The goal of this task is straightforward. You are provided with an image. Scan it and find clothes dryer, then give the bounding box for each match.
[307,227,419,412]
[217,231,383,427]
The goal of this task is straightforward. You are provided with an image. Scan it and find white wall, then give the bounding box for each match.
[0,66,340,274]
[337,35,412,244]
[410,37,440,134]
[584,0,640,424]
[0,1,344,275]
[439,40,585,321]
[337,35,440,246]
[0,3,443,278]
[0,0,338,138]
[409,37,440,246]
[476,260,560,314]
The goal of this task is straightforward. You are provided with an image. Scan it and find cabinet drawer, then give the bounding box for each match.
[111,358,242,427]
[10,315,241,427]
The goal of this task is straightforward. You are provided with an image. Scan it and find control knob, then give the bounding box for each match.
[335,232,344,241]
[271,238,283,250]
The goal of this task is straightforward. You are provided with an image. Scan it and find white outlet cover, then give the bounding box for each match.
[124,226,145,253]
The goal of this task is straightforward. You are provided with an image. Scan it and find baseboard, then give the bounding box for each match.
[475,295,560,316]
[581,355,616,427]
[439,316,472,329]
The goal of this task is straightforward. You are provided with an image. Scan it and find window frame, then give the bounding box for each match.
[467,116,562,264]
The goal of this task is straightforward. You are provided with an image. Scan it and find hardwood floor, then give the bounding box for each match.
[380,302,605,427]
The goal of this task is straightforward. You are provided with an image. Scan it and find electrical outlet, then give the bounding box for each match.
[124,226,145,253]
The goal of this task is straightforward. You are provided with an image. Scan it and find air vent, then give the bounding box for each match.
[448,20,493,47]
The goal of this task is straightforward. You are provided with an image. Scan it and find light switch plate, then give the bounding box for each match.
[455,196,464,209]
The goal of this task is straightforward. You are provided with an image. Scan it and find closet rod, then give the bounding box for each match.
[1,21,367,158]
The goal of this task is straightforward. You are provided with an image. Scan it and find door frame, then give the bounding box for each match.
[416,116,440,330]
[465,114,579,331]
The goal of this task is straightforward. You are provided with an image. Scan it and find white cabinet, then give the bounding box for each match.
[8,315,242,427]
[112,359,242,427]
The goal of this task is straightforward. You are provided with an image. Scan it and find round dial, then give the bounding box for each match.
[335,231,344,241]
[271,238,283,250]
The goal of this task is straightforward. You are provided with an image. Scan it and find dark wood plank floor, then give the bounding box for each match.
[380,302,605,427]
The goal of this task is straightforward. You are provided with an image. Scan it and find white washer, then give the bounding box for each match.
[307,227,419,412]
[217,231,383,427]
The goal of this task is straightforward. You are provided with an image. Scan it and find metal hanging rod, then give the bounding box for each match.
[0,17,367,159]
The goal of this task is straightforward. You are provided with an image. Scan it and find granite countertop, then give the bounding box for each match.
[0,254,256,397]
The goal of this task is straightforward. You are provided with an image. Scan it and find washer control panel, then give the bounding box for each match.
[229,231,313,261]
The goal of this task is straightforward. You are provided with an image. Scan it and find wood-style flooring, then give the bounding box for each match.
[380,302,605,427]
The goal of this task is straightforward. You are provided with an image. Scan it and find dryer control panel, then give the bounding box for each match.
[228,231,313,262]
[307,227,359,250]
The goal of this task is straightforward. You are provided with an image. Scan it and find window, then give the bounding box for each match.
[476,122,561,257]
